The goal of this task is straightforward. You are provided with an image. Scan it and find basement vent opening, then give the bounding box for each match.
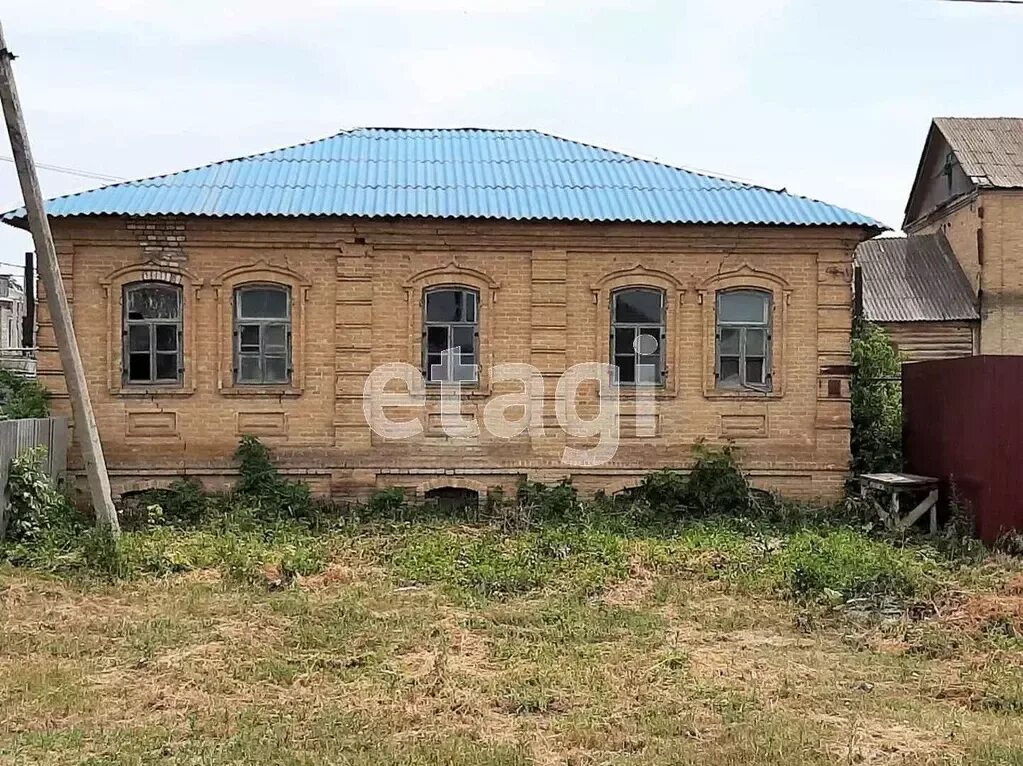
[424,486,480,511]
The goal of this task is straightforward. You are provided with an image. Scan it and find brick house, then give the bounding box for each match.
[860,117,1023,359]
[2,128,881,501]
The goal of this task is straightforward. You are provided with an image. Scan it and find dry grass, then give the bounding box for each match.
[3,532,1023,765]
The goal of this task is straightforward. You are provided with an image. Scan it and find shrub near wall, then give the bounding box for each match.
[851,321,903,474]
[2,446,76,543]
[0,369,50,420]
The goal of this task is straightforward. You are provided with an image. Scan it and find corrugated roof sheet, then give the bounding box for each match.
[935,117,1023,189]
[855,234,978,323]
[1,128,883,228]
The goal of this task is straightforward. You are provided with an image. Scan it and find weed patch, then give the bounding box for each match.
[770,528,942,601]
[389,525,629,600]
[117,522,330,583]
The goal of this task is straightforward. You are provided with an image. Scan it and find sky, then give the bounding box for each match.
[0,0,1021,278]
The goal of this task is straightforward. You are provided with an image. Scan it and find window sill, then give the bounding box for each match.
[424,384,490,399]
[704,387,782,400]
[606,385,677,400]
[111,385,194,398]
[219,385,303,398]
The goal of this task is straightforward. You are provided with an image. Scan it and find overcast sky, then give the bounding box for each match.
[1,0,1021,277]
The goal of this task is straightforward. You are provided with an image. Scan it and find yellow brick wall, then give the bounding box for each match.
[912,198,983,294]
[976,192,1023,354]
[914,191,1023,354]
[39,217,867,501]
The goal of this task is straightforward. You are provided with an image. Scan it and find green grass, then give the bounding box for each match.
[3,515,1023,764]
[388,525,630,600]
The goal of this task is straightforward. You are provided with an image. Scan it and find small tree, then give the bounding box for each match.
[851,321,902,474]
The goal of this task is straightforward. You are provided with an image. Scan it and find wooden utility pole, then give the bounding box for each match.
[0,21,119,536]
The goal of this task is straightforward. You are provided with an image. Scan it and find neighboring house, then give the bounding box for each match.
[902,117,1023,354]
[0,274,25,349]
[855,234,979,361]
[1,128,881,501]
[0,273,34,375]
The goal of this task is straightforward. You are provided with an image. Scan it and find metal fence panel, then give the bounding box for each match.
[903,356,1023,543]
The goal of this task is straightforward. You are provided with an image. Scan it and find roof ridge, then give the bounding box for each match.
[111,182,759,193]
[357,126,538,133]
[935,116,1023,122]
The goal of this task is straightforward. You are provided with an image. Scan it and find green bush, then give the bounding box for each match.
[628,441,762,519]
[157,478,207,526]
[234,435,315,523]
[851,321,903,474]
[685,441,754,516]
[515,478,582,522]
[2,446,82,543]
[121,478,209,530]
[630,469,689,514]
[367,487,407,517]
[0,369,50,420]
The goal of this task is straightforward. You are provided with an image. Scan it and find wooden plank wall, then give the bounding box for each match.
[883,321,976,363]
[0,417,70,539]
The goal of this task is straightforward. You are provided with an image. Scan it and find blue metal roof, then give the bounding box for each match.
[1,128,884,228]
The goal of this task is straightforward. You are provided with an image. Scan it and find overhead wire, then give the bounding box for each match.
[0,154,124,182]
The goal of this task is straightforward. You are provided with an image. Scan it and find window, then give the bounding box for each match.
[942,150,956,193]
[611,288,665,385]
[234,285,292,385]
[716,289,771,390]
[423,287,478,383]
[123,282,182,385]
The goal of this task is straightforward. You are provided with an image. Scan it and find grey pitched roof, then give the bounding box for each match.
[855,234,979,323]
[935,117,1023,189]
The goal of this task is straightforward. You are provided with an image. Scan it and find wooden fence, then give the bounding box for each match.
[0,417,69,539]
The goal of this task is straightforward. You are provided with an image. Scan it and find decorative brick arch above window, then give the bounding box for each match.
[100,263,204,396]
[403,261,500,293]
[696,263,792,399]
[590,263,685,295]
[211,260,311,396]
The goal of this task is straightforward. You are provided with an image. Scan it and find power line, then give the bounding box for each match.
[936,0,1023,4]
[0,154,123,182]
